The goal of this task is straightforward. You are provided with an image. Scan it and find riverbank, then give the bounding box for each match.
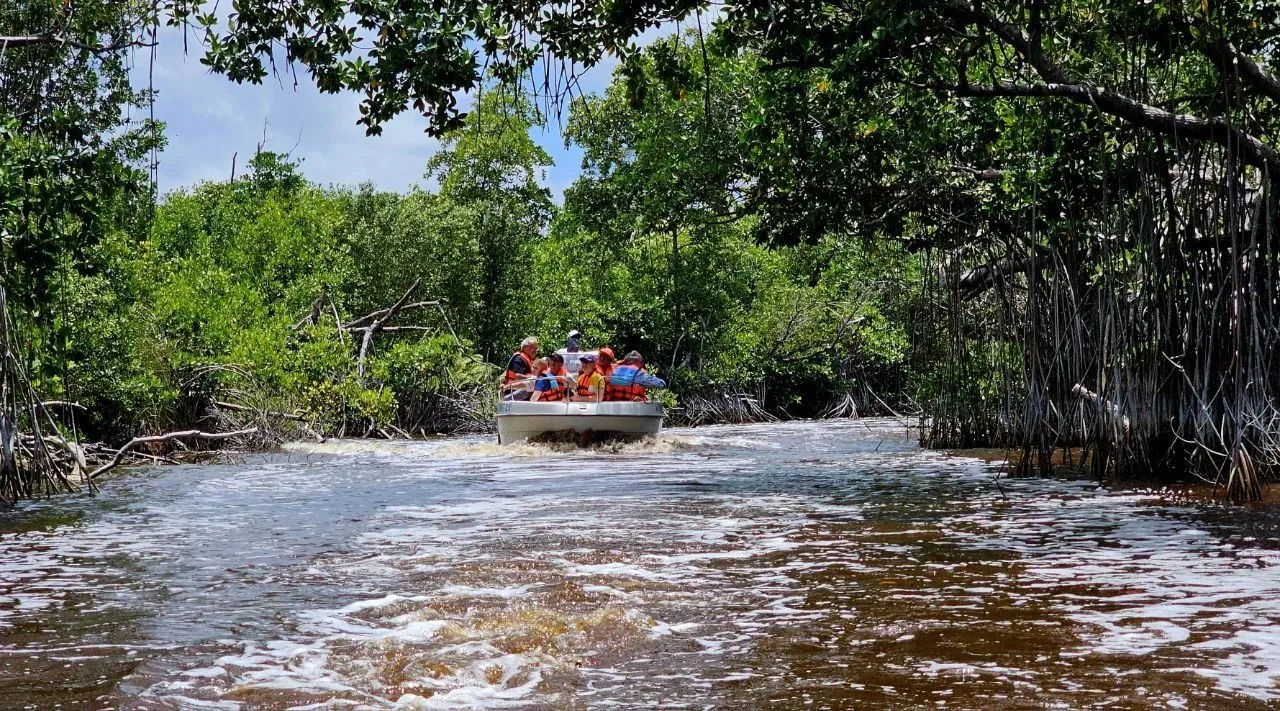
[950,446,1280,504]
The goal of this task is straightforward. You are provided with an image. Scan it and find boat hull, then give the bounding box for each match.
[496,401,665,444]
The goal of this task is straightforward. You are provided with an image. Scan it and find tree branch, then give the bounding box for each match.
[943,0,1069,83]
[1198,37,1280,106]
[88,428,258,480]
[941,0,1280,173]
[0,33,157,54]
[40,400,87,412]
[955,81,1280,173]
[342,299,440,330]
[354,278,421,379]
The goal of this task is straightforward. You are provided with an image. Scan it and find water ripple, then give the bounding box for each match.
[0,420,1277,709]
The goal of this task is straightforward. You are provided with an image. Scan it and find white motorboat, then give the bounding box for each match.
[496,400,665,444]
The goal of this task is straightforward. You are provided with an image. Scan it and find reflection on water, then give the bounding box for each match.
[3,420,1280,709]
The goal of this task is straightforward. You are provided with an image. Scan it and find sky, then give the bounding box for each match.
[133,27,621,201]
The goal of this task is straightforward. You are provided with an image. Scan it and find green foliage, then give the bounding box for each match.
[424,91,554,358]
[30,0,1280,457]
[1,1,162,435]
[337,187,481,321]
[171,0,703,135]
[300,380,395,435]
[369,336,492,404]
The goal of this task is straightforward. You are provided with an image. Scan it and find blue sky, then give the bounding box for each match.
[134,28,622,201]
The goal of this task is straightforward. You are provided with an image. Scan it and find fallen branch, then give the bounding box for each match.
[89,428,258,480]
[40,400,87,412]
[121,451,179,465]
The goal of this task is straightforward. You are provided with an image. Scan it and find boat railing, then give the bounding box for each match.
[498,371,665,408]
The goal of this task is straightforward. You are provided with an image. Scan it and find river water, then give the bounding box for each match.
[2,420,1280,709]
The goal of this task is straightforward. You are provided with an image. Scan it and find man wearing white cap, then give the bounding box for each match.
[558,329,585,376]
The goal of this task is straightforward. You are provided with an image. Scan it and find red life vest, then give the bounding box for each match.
[504,351,534,385]
[603,365,646,402]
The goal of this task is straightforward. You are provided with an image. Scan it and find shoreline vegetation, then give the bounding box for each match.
[6,2,1280,502]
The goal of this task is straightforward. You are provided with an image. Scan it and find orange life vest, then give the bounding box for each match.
[603,365,647,402]
[539,368,567,401]
[504,351,534,384]
[575,370,596,397]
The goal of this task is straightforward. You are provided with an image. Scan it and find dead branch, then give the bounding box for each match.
[89,428,258,480]
[40,400,87,412]
[377,325,436,333]
[291,292,328,332]
[342,300,440,330]
[352,279,423,379]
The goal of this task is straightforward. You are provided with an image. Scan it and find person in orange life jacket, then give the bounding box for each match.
[570,353,603,401]
[501,336,538,401]
[604,350,654,401]
[531,353,568,402]
[596,347,616,380]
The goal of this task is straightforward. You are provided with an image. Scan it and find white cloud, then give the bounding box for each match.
[134,31,443,194]
[132,16,682,199]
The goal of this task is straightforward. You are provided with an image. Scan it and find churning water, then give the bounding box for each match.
[3,420,1280,709]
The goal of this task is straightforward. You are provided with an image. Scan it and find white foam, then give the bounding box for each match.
[437,584,534,599]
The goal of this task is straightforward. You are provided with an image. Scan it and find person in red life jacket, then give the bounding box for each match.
[604,350,650,401]
[531,353,568,402]
[570,353,603,402]
[500,336,539,401]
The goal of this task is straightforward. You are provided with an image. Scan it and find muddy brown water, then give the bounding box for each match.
[2,420,1280,709]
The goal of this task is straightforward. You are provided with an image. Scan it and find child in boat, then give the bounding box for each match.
[530,354,568,402]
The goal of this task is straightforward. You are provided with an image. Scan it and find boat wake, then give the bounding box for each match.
[279,434,698,461]
[433,435,697,458]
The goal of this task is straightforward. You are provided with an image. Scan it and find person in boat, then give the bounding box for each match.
[604,351,667,401]
[501,336,539,401]
[570,353,604,402]
[531,353,568,402]
[596,347,615,380]
[557,329,586,375]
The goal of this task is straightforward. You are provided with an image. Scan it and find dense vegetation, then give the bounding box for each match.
[5,0,1280,501]
[39,92,916,441]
